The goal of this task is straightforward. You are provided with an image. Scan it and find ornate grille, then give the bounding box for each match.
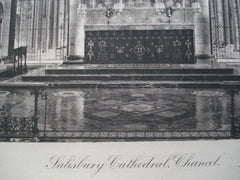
[0,117,36,136]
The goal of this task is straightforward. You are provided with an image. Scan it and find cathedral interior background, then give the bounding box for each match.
[0,0,238,63]
[0,0,240,141]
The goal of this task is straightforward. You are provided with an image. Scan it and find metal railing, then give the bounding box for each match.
[12,46,27,74]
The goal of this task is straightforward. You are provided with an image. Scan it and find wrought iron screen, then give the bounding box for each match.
[0,117,35,136]
[14,0,69,62]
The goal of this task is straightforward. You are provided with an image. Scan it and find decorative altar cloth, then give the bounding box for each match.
[85,29,195,64]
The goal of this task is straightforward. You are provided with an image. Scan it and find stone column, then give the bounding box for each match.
[68,0,85,60]
[37,0,43,50]
[53,0,60,50]
[7,0,17,56]
[47,0,54,49]
[234,1,239,51]
[228,0,235,45]
[229,0,239,50]
[223,0,231,44]
[182,0,185,7]
[89,0,96,8]
[194,0,211,62]
[236,0,240,51]
[216,0,224,46]
[33,0,40,50]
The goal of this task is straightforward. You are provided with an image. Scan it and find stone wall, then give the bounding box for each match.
[0,0,12,57]
[69,0,211,61]
[69,0,84,58]
[86,8,193,25]
[194,0,211,59]
[210,0,240,60]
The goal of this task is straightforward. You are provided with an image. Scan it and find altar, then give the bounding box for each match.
[85,27,194,64]
[68,0,211,64]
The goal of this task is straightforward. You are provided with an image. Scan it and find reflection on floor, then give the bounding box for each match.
[0,87,239,140]
[44,88,232,133]
[0,88,235,132]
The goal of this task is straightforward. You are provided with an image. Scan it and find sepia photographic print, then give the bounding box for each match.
[0,0,240,179]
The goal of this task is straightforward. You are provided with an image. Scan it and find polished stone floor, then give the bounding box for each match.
[46,88,235,132]
[1,62,240,139]
[0,88,238,134]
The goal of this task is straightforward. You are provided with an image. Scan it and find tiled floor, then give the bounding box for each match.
[39,88,239,132]
[0,88,237,134]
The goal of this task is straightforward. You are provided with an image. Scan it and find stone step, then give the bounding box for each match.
[0,69,13,77]
[2,80,239,89]
[22,74,240,82]
[62,60,84,65]
[45,68,234,75]
[43,81,224,89]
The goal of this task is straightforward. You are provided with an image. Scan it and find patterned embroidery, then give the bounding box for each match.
[134,41,146,60]
[87,40,95,62]
[116,46,125,54]
[129,31,133,37]
[155,45,164,54]
[173,40,182,47]
[98,40,106,48]
[185,50,192,61]
[85,30,194,64]
[87,50,94,61]
[98,40,107,61]
[88,40,94,49]
[185,39,192,49]
[173,39,182,62]
[173,49,182,61]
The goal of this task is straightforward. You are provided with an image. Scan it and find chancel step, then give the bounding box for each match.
[2,81,238,89]
[41,81,224,89]
[22,74,240,82]
[45,68,234,75]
